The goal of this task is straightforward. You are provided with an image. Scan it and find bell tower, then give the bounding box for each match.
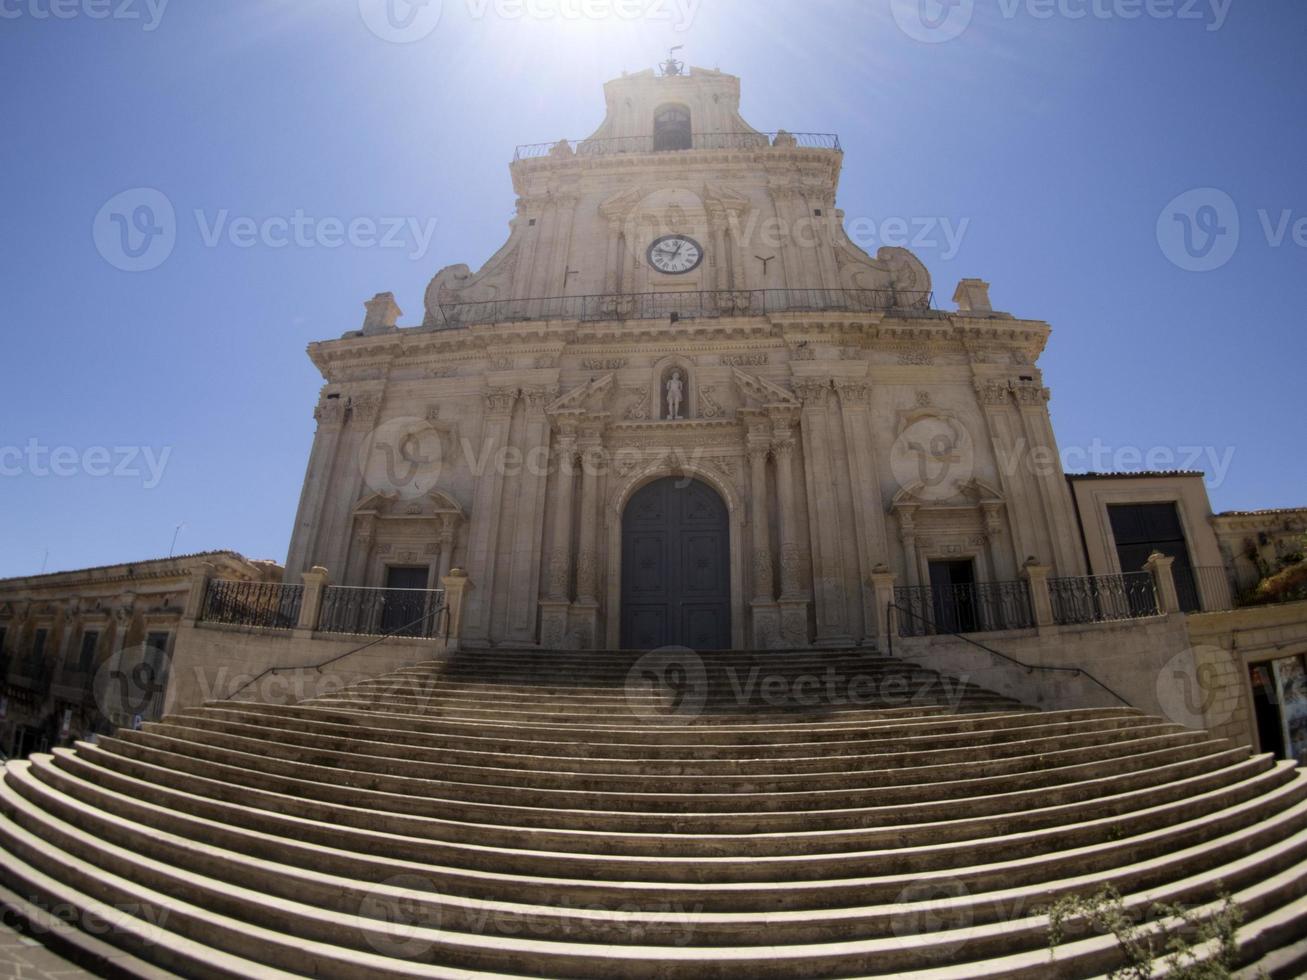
[421,62,930,326]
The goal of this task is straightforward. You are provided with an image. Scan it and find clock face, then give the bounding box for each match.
[647,235,704,275]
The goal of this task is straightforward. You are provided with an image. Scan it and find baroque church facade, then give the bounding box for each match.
[284,63,1086,653]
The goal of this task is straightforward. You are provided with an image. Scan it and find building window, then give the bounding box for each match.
[653,105,692,151]
[74,629,100,672]
[1107,502,1199,612]
[31,628,48,659]
[0,625,7,654]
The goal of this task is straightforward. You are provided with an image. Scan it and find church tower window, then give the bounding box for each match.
[653,105,692,151]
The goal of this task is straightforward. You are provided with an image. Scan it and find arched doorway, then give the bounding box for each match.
[620,477,731,649]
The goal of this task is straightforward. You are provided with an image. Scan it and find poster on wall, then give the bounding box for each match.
[1272,655,1307,765]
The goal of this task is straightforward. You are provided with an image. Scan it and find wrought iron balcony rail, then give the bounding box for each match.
[434,287,934,328]
[1173,564,1236,613]
[893,581,1035,638]
[1049,572,1159,626]
[318,585,448,640]
[199,580,304,631]
[514,131,841,161]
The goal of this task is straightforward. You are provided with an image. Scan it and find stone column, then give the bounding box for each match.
[344,517,375,588]
[1016,385,1085,575]
[870,566,897,652]
[285,398,346,576]
[795,379,852,646]
[183,561,218,622]
[897,506,920,588]
[436,516,457,583]
[505,385,556,644]
[463,387,518,644]
[440,569,471,650]
[571,435,605,648]
[836,379,888,644]
[747,441,780,648]
[1022,560,1055,630]
[770,417,809,646]
[1146,551,1181,614]
[539,418,577,649]
[296,566,330,634]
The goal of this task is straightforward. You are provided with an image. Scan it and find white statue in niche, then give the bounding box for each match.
[666,370,684,420]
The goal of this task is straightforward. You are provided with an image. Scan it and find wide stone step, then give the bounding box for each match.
[137,717,1204,795]
[4,767,1307,978]
[37,743,1276,863]
[57,737,1257,848]
[86,731,1248,835]
[15,748,1302,901]
[102,726,1229,815]
[163,709,1186,778]
[299,693,1021,728]
[199,700,1145,753]
[5,645,1302,977]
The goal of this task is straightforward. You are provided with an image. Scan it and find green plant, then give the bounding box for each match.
[1045,884,1250,979]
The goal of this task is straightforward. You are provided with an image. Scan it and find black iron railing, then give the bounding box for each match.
[1049,572,1159,626]
[318,586,447,639]
[1173,564,1236,613]
[199,580,303,631]
[434,287,934,328]
[893,581,1035,638]
[514,131,841,160]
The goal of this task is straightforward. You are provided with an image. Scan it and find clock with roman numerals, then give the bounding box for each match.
[647,234,704,275]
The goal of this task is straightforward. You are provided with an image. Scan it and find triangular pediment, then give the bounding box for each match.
[731,368,800,409]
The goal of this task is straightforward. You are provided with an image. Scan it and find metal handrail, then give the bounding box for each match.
[220,604,451,704]
[432,287,936,328]
[514,131,841,160]
[887,601,1133,708]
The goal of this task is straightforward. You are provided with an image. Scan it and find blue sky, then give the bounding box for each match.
[1,0,1303,579]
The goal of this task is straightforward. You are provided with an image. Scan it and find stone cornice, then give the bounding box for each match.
[306,312,1054,383]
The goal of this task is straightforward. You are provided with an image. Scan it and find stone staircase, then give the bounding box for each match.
[2,647,1306,978]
